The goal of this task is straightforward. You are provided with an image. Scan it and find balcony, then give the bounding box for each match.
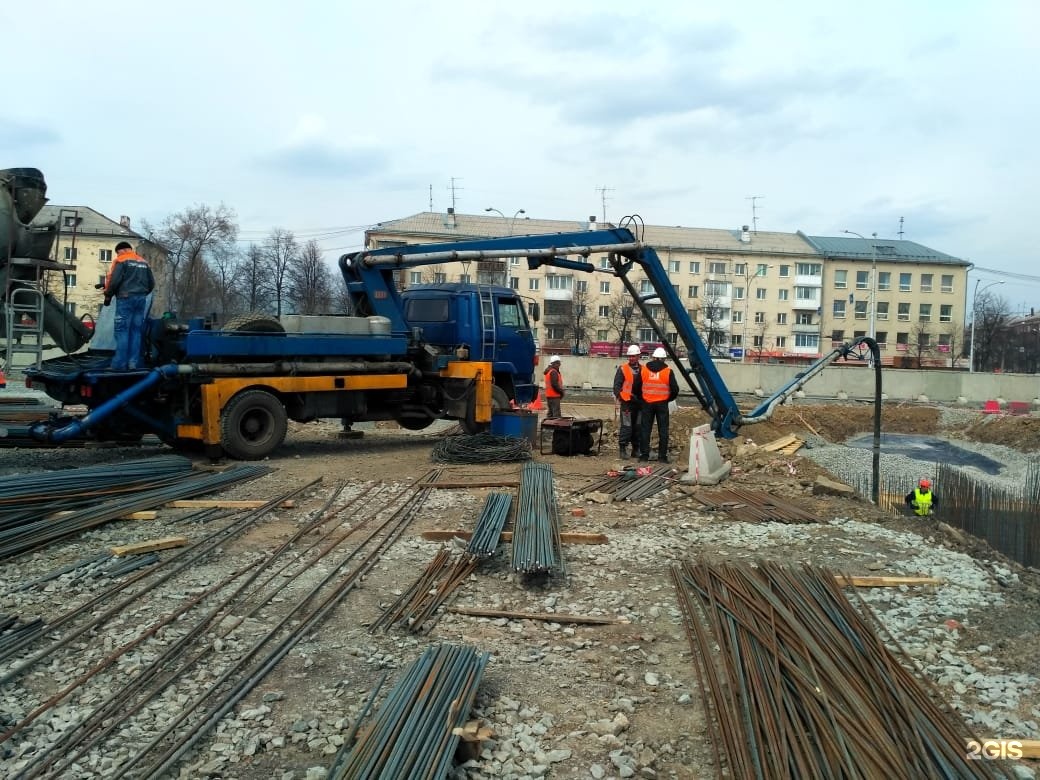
[792,322,820,334]
[795,274,822,287]
[791,295,820,310]
[543,288,573,302]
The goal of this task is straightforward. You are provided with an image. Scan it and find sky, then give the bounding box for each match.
[4,0,1039,313]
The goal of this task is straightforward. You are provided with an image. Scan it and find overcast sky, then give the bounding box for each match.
[5,1,1038,311]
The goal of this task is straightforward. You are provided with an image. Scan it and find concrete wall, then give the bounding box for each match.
[548,357,1040,408]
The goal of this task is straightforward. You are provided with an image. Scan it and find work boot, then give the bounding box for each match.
[619,445,629,459]
[658,453,670,463]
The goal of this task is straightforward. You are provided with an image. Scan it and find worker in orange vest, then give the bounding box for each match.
[613,344,643,459]
[543,356,564,419]
[639,347,679,463]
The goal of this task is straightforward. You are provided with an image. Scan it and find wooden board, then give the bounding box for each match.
[421,530,608,544]
[761,433,798,452]
[836,575,945,587]
[49,510,157,521]
[111,536,188,556]
[449,606,627,625]
[165,499,295,509]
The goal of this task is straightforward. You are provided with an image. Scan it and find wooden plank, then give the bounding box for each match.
[421,530,608,544]
[793,410,820,436]
[417,480,520,489]
[49,510,157,521]
[836,575,945,587]
[449,606,628,625]
[761,433,798,452]
[165,499,295,509]
[111,536,188,557]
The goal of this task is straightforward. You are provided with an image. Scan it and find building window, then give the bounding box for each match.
[64,246,78,261]
[756,264,768,277]
[510,257,520,266]
[65,301,77,315]
[876,302,889,320]
[920,273,933,293]
[875,331,887,346]
[796,312,813,325]
[795,333,818,348]
[596,329,608,340]
[639,328,655,342]
[546,326,565,340]
[687,285,698,298]
[854,301,868,319]
[919,303,932,322]
[754,311,765,324]
[756,288,767,300]
[597,305,610,317]
[668,260,680,273]
[938,333,951,348]
[918,332,931,348]
[833,300,846,319]
[731,310,743,323]
[734,262,747,276]
[434,272,447,283]
[877,271,891,291]
[707,261,726,276]
[575,279,588,293]
[599,257,611,270]
[896,332,909,347]
[65,274,77,288]
[897,302,910,321]
[941,274,953,293]
[753,335,764,348]
[731,334,742,346]
[409,271,422,284]
[99,249,112,263]
[940,304,952,323]
[547,275,572,290]
[796,262,821,276]
[856,270,869,290]
[63,215,79,227]
[529,278,540,291]
[777,289,789,301]
[705,280,727,297]
[775,336,786,348]
[899,272,912,292]
[854,330,866,339]
[779,265,791,278]
[776,312,787,325]
[509,277,519,289]
[689,261,700,274]
[834,270,847,289]
[599,281,610,294]
[732,286,745,300]
[795,286,816,300]
[459,274,471,284]
[832,329,844,342]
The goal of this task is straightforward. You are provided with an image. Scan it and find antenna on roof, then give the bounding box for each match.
[595,185,614,223]
[898,216,904,240]
[429,184,433,212]
[746,195,764,232]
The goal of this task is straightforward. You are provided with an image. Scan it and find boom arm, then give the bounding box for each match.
[348,226,867,437]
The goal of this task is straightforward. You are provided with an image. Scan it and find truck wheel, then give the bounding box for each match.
[461,386,510,435]
[222,313,285,334]
[220,389,288,460]
[397,416,436,431]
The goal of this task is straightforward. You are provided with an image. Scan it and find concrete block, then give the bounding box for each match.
[681,424,732,486]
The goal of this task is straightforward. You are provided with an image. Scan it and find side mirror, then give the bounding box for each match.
[529,302,540,322]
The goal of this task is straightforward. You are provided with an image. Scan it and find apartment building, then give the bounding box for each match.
[31,205,151,320]
[364,212,970,365]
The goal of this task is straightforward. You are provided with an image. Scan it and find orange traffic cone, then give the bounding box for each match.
[528,390,543,411]
[0,370,6,389]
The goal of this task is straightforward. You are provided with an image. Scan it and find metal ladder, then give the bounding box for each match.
[478,287,497,362]
[3,282,46,373]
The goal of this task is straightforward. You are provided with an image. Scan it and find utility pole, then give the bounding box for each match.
[746,196,765,233]
[595,185,614,223]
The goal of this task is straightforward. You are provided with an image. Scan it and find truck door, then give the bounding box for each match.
[491,295,537,393]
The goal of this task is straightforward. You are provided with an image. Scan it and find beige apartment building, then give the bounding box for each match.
[365,212,971,367]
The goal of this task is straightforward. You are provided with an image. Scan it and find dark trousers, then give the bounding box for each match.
[619,399,642,452]
[546,396,562,419]
[641,401,670,460]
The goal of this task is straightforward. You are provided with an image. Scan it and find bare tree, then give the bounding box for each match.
[601,291,637,355]
[263,228,299,316]
[699,287,728,357]
[208,243,246,322]
[420,264,446,284]
[568,284,592,354]
[909,322,934,369]
[289,240,334,315]
[971,290,1011,372]
[142,204,237,317]
[234,244,274,314]
[751,317,770,362]
[943,319,962,369]
[331,273,354,315]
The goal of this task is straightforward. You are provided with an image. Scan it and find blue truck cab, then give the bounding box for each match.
[400,283,539,405]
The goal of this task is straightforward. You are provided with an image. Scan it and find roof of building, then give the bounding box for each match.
[801,234,966,265]
[372,213,821,256]
[31,205,142,241]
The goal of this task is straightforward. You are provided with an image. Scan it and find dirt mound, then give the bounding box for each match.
[963,413,1040,452]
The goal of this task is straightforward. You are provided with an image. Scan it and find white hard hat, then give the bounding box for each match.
[652,347,667,358]
[549,355,562,364]
[626,344,641,356]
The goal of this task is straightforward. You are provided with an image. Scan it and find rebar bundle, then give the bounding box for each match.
[369,548,477,634]
[431,433,532,464]
[511,462,563,576]
[330,644,489,780]
[467,492,512,558]
[673,559,1015,779]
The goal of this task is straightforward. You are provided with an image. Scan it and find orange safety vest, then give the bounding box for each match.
[544,367,563,398]
[641,365,671,403]
[618,363,638,401]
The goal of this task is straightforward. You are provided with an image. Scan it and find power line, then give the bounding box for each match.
[971,266,1040,284]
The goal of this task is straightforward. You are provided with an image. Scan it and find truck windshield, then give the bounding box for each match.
[405,299,450,322]
[498,299,523,328]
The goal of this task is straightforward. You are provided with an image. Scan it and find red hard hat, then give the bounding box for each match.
[919,478,931,489]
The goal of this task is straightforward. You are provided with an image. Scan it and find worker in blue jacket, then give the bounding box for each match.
[102,241,155,370]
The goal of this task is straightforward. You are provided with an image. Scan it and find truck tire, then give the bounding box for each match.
[222,313,285,334]
[220,389,288,460]
[461,386,510,435]
[397,416,436,431]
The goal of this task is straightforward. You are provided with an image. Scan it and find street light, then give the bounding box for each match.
[844,230,878,339]
[484,207,526,236]
[968,279,1005,373]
